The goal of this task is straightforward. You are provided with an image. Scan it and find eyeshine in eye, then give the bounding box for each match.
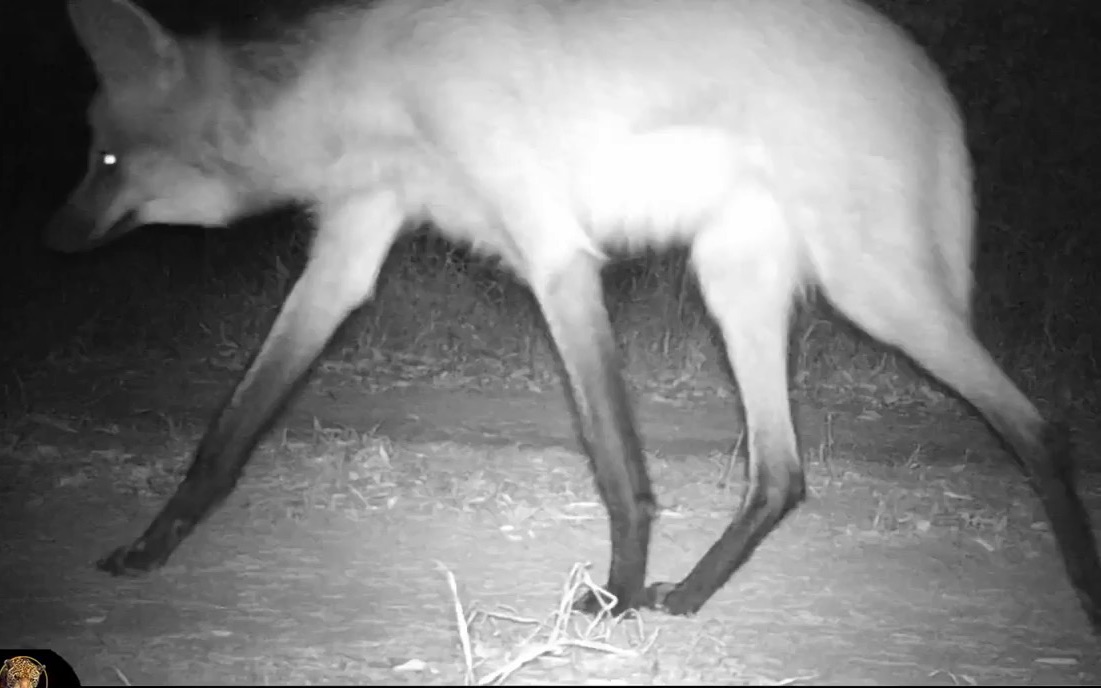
[100,151,118,167]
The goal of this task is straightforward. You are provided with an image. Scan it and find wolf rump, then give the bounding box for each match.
[47,0,1101,628]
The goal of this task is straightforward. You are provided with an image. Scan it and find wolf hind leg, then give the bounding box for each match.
[495,194,656,616]
[817,226,1101,632]
[647,184,806,615]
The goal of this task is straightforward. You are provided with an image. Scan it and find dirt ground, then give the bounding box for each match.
[2,359,1099,685]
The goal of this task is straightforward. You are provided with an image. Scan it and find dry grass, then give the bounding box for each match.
[5,393,1099,685]
[439,561,657,686]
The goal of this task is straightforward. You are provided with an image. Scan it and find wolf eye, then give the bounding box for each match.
[99,151,119,168]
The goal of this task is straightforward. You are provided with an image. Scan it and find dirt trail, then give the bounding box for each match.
[2,366,1098,684]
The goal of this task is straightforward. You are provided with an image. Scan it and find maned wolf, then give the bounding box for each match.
[46,0,1101,628]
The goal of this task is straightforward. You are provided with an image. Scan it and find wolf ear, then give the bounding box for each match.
[67,0,184,93]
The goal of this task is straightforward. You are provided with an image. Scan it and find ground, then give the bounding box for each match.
[2,357,1099,686]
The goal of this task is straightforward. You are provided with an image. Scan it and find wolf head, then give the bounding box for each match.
[44,0,255,253]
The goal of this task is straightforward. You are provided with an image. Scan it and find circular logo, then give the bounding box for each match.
[0,657,47,688]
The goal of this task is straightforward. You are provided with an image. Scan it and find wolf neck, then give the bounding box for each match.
[177,34,312,208]
[184,13,422,214]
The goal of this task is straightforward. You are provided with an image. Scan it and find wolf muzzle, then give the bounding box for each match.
[43,204,139,254]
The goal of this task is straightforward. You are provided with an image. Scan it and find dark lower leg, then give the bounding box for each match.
[97,325,323,574]
[534,255,655,614]
[98,194,402,574]
[651,429,805,615]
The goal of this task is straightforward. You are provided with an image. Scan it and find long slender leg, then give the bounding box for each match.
[821,264,1101,632]
[648,195,805,616]
[529,249,656,615]
[98,193,406,574]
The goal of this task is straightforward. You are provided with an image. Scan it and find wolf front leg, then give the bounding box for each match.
[98,193,406,574]
[526,247,657,616]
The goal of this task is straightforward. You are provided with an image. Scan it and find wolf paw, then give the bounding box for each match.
[645,581,701,617]
[96,541,163,576]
